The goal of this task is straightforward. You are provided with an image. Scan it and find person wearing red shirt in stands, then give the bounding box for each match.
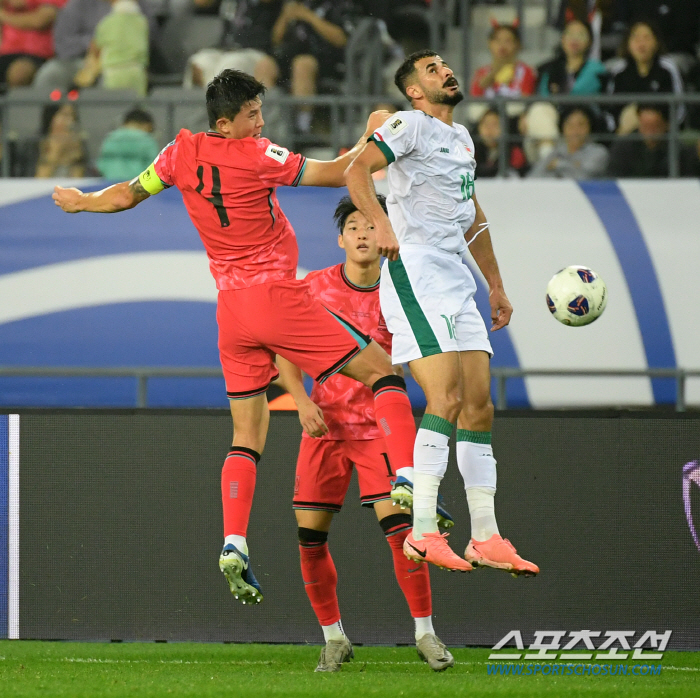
[0,0,65,89]
[470,23,536,98]
[52,69,418,610]
[275,195,454,673]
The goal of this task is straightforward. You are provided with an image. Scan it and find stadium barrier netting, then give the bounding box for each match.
[2,410,699,648]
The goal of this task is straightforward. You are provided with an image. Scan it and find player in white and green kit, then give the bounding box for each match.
[346,49,539,574]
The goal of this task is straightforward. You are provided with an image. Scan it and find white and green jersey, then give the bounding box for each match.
[369,109,477,257]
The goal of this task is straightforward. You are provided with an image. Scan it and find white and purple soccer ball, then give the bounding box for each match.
[546,265,607,327]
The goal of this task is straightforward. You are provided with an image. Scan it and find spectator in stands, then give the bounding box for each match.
[272,0,360,134]
[473,108,528,178]
[555,0,626,61]
[538,19,606,96]
[33,0,154,94]
[97,106,159,180]
[607,103,670,176]
[0,0,65,90]
[616,0,700,61]
[35,102,86,176]
[470,23,536,99]
[184,0,281,90]
[73,0,149,96]
[605,20,684,133]
[528,106,608,178]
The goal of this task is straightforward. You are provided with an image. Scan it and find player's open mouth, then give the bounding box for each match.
[357,244,368,250]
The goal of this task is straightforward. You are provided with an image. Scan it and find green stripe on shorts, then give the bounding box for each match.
[388,255,441,357]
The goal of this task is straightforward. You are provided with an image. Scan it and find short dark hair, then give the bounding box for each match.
[123,107,154,127]
[560,105,595,131]
[334,195,388,233]
[637,102,669,123]
[394,49,438,101]
[206,69,266,128]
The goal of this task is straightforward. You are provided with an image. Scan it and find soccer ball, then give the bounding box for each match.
[546,266,607,326]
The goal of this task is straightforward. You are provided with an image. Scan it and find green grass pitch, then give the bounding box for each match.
[0,641,698,698]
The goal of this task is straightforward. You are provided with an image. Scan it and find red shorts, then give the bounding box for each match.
[217,278,370,399]
[293,437,395,512]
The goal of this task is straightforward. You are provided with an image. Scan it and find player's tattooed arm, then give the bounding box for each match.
[53,179,150,214]
[128,177,152,206]
[466,195,513,331]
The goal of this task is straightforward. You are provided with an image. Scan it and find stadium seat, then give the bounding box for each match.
[153,13,224,78]
[74,89,141,163]
[149,87,209,142]
[4,88,50,141]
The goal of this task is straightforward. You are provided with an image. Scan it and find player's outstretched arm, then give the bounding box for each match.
[274,356,328,438]
[466,195,512,331]
[52,177,151,214]
[299,110,392,188]
[345,141,400,261]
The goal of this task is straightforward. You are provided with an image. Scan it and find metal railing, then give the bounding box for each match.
[491,368,700,412]
[0,366,698,411]
[2,91,699,178]
[0,366,224,409]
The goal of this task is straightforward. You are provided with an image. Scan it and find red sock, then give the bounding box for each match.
[221,447,259,537]
[372,376,416,471]
[386,527,432,618]
[299,542,341,626]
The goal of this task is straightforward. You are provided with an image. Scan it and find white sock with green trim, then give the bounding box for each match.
[457,429,499,542]
[412,415,453,539]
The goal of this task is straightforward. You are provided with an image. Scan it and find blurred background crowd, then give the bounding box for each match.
[0,0,699,179]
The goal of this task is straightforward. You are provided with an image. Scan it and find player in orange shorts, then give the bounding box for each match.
[276,196,454,673]
[52,70,420,607]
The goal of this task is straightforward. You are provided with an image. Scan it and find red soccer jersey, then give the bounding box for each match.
[469,61,536,97]
[151,129,307,290]
[303,263,392,441]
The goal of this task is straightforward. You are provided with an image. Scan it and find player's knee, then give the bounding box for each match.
[7,58,36,86]
[460,398,493,430]
[379,513,412,538]
[292,54,318,74]
[426,391,462,423]
[298,527,329,546]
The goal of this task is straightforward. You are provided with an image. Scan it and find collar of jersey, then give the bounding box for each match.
[341,264,379,292]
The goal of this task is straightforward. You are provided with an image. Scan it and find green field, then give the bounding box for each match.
[1,641,698,698]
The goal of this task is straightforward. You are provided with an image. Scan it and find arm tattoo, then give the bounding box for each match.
[128,178,151,204]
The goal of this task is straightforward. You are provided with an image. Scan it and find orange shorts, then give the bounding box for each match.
[293,437,395,512]
[217,278,370,399]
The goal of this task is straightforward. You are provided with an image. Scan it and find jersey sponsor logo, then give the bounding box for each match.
[265,144,289,164]
[463,143,473,155]
[440,147,450,153]
[388,117,407,135]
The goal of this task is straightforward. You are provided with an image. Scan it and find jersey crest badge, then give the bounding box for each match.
[265,144,289,164]
[388,117,407,135]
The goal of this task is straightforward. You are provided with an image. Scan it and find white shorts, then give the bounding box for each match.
[184,48,270,88]
[380,244,493,365]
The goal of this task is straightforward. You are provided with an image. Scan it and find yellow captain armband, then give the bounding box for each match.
[137,163,166,195]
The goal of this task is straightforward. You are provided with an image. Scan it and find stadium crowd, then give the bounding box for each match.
[0,0,699,178]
